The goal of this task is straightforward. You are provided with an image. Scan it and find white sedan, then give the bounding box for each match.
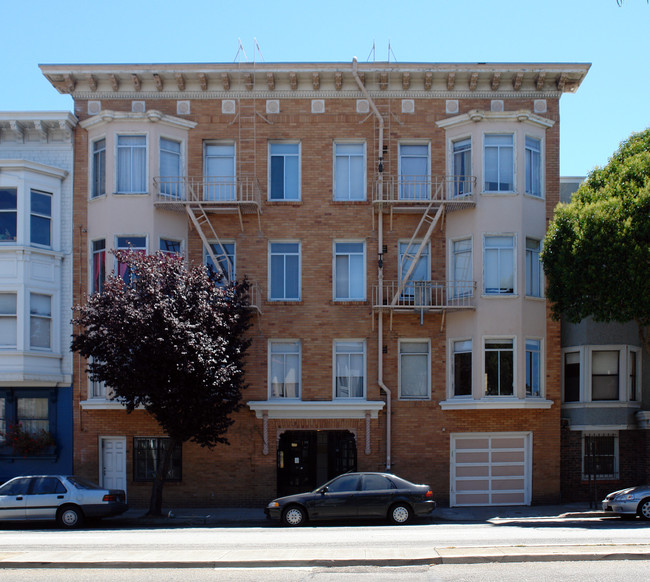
[602,485,650,520]
[0,475,128,528]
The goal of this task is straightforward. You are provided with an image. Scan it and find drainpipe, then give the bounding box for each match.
[352,57,391,471]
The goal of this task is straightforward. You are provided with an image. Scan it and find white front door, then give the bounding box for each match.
[100,437,127,496]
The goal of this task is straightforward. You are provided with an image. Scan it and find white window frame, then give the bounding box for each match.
[451,137,472,197]
[483,336,515,397]
[483,133,515,193]
[0,292,17,348]
[399,240,431,303]
[204,141,236,201]
[525,237,543,298]
[204,240,235,283]
[450,236,473,298]
[334,142,366,201]
[91,239,106,294]
[525,135,542,198]
[269,241,301,301]
[398,142,430,200]
[159,137,182,198]
[525,338,543,397]
[30,190,52,248]
[629,347,641,401]
[398,339,431,400]
[333,241,365,301]
[91,137,106,199]
[268,142,301,201]
[115,235,147,282]
[451,338,472,398]
[116,134,147,194]
[268,340,301,399]
[589,347,621,402]
[0,187,17,244]
[562,347,583,403]
[29,292,52,350]
[483,234,516,295]
[333,340,366,399]
[581,431,619,480]
[159,237,183,256]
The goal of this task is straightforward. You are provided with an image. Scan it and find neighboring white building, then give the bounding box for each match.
[0,112,77,479]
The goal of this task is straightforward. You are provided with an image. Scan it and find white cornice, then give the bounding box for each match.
[439,398,554,410]
[0,159,68,179]
[436,109,555,130]
[79,110,198,131]
[247,400,385,419]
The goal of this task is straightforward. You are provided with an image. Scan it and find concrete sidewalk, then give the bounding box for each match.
[2,504,648,569]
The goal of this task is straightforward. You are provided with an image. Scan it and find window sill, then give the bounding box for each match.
[331,300,369,306]
[247,399,385,419]
[113,192,150,196]
[80,399,131,410]
[331,199,369,204]
[439,397,553,410]
[523,193,545,201]
[563,401,641,409]
[481,191,517,196]
[524,295,545,302]
[481,293,519,299]
[265,299,303,305]
[266,199,302,205]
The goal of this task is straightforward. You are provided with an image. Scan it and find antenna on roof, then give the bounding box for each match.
[234,38,248,63]
[367,41,376,62]
[388,41,397,63]
[254,38,265,63]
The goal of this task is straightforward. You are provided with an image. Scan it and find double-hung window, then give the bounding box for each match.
[92,138,106,198]
[30,293,51,350]
[591,350,619,401]
[91,239,105,294]
[484,134,514,192]
[484,235,515,295]
[451,238,472,298]
[204,143,235,201]
[399,340,430,399]
[564,351,580,402]
[17,397,49,434]
[399,144,429,200]
[630,350,639,401]
[334,143,365,201]
[0,293,17,348]
[485,338,514,396]
[30,190,52,247]
[270,341,300,398]
[334,242,365,300]
[334,341,365,398]
[117,135,147,193]
[525,238,542,297]
[160,238,182,256]
[269,143,300,200]
[116,236,146,283]
[452,138,472,197]
[526,339,541,396]
[0,188,17,243]
[159,138,182,198]
[270,242,300,300]
[205,242,235,283]
[453,339,472,397]
[399,242,430,305]
[525,137,542,197]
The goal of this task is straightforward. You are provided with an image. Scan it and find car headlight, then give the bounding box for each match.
[267,501,280,508]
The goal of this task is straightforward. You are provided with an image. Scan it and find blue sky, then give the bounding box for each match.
[2,0,649,176]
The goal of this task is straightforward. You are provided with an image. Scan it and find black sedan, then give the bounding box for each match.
[265,472,435,526]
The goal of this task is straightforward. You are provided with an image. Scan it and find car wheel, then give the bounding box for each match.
[388,503,411,525]
[282,505,306,527]
[637,498,650,520]
[56,505,84,529]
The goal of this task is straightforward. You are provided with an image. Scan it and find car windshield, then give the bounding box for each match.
[67,476,103,490]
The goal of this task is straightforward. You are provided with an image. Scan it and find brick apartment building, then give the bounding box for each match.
[41,59,589,507]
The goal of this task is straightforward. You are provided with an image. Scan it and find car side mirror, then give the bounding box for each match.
[320,487,328,495]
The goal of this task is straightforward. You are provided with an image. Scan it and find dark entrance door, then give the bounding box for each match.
[277,430,357,497]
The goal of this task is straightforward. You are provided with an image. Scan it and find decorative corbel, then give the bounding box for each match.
[490,72,501,91]
[9,120,24,139]
[424,71,433,91]
[312,72,320,90]
[535,72,546,91]
[221,73,230,91]
[87,75,97,92]
[469,72,479,91]
[379,72,388,90]
[64,74,76,93]
[131,74,141,92]
[446,72,455,91]
[153,73,163,91]
[556,72,567,92]
[175,73,185,91]
[335,72,343,91]
[266,72,275,91]
[402,72,410,91]
[244,72,254,91]
[289,72,298,90]
[109,74,120,92]
[199,73,208,91]
[33,120,47,141]
[512,72,523,91]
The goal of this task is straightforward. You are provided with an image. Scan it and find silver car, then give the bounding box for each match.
[602,485,650,520]
[0,475,128,528]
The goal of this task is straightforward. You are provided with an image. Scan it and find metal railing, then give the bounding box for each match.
[373,175,476,205]
[153,176,262,207]
[372,280,476,310]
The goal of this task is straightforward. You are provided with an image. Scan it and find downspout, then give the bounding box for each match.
[352,57,391,470]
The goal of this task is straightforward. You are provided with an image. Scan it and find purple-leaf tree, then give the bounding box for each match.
[71,250,251,515]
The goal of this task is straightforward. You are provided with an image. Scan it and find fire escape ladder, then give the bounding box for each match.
[390,201,444,307]
[185,204,233,284]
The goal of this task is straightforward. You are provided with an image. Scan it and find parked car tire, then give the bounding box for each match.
[282,505,307,527]
[57,505,84,529]
[388,502,411,525]
[637,498,650,520]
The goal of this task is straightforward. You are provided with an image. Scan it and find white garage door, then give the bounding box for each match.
[450,432,532,506]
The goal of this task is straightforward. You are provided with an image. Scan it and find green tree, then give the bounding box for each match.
[542,128,650,352]
[71,251,251,515]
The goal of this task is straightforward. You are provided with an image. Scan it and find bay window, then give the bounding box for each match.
[116,135,147,193]
[29,293,51,350]
[0,188,17,243]
[485,338,514,396]
[484,134,514,192]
